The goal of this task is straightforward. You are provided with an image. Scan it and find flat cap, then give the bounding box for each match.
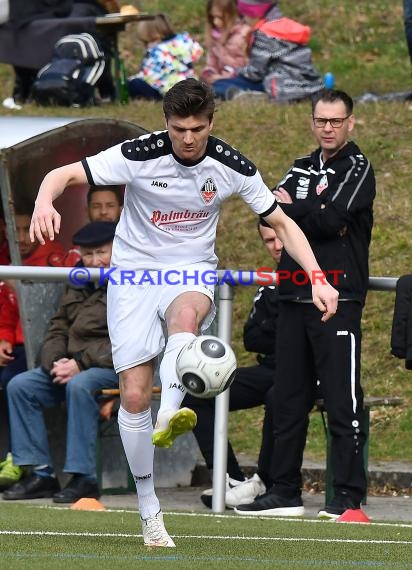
[72,221,117,247]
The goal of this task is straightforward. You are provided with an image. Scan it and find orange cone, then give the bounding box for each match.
[70,498,106,511]
[336,508,371,523]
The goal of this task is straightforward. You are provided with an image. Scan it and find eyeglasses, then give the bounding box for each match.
[312,116,351,128]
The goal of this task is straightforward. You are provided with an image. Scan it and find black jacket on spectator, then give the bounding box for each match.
[391,274,412,369]
[9,0,73,29]
[243,284,278,369]
[0,0,115,101]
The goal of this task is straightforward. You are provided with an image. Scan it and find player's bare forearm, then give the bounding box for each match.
[30,162,88,243]
[264,207,339,321]
[264,207,320,273]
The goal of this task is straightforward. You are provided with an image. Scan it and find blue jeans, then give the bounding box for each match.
[7,366,118,477]
[0,345,27,389]
[128,77,163,101]
[405,0,412,63]
[0,345,27,451]
[212,75,265,99]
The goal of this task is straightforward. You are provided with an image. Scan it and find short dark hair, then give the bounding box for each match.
[86,185,124,206]
[163,78,215,122]
[258,217,271,235]
[311,88,354,116]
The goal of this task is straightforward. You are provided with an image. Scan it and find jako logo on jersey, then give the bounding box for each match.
[151,180,168,188]
[201,177,217,203]
[169,382,185,392]
[150,209,209,225]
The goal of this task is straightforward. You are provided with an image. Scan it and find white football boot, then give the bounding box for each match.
[141,510,175,547]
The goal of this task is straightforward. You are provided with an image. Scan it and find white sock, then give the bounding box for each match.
[158,332,196,414]
[118,406,160,518]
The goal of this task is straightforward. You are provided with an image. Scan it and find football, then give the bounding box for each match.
[176,335,237,399]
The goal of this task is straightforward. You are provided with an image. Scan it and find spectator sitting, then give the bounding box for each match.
[0,212,13,383]
[3,221,119,503]
[86,185,123,223]
[0,213,69,490]
[184,220,283,508]
[128,13,204,101]
[64,184,123,267]
[212,0,323,102]
[200,0,251,86]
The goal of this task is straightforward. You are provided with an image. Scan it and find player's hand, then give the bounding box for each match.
[312,282,339,322]
[30,202,61,244]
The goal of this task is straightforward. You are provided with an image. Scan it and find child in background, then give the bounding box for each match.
[128,14,203,101]
[212,1,323,102]
[201,0,250,85]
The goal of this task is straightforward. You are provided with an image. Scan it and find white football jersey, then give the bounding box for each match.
[83,131,277,270]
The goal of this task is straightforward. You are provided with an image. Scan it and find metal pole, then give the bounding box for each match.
[0,266,399,292]
[212,281,235,513]
[0,266,102,280]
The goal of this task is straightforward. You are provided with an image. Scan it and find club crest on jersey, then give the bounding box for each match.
[200,177,217,203]
[316,174,328,195]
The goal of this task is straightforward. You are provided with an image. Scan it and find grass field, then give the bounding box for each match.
[0,4,410,567]
[0,503,411,569]
[0,0,411,469]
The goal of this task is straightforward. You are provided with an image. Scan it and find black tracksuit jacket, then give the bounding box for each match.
[273,141,376,304]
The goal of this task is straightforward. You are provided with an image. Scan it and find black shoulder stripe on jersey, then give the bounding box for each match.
[260,199,278,218]
[207,136,257,176]
[82,159,94,185]
[121,131,172,162]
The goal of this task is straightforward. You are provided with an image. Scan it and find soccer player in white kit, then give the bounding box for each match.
[30,78,338,547]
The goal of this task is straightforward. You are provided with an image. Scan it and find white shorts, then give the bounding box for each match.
[107,263,217,373]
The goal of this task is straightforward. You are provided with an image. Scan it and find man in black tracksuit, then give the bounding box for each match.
[235,88,376,519]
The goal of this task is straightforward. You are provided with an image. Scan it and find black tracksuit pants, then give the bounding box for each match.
[269,301,367,503]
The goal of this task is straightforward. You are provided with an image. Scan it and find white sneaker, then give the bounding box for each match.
[2,97,22,110]
[225,473,266,508]
[200,473,245,509]
[141,510,175,547]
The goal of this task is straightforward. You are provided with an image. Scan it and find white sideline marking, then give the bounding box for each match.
[0,530,411,545]
[39,505,412,530]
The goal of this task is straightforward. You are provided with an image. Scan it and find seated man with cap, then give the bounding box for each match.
[2,221,118,503]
